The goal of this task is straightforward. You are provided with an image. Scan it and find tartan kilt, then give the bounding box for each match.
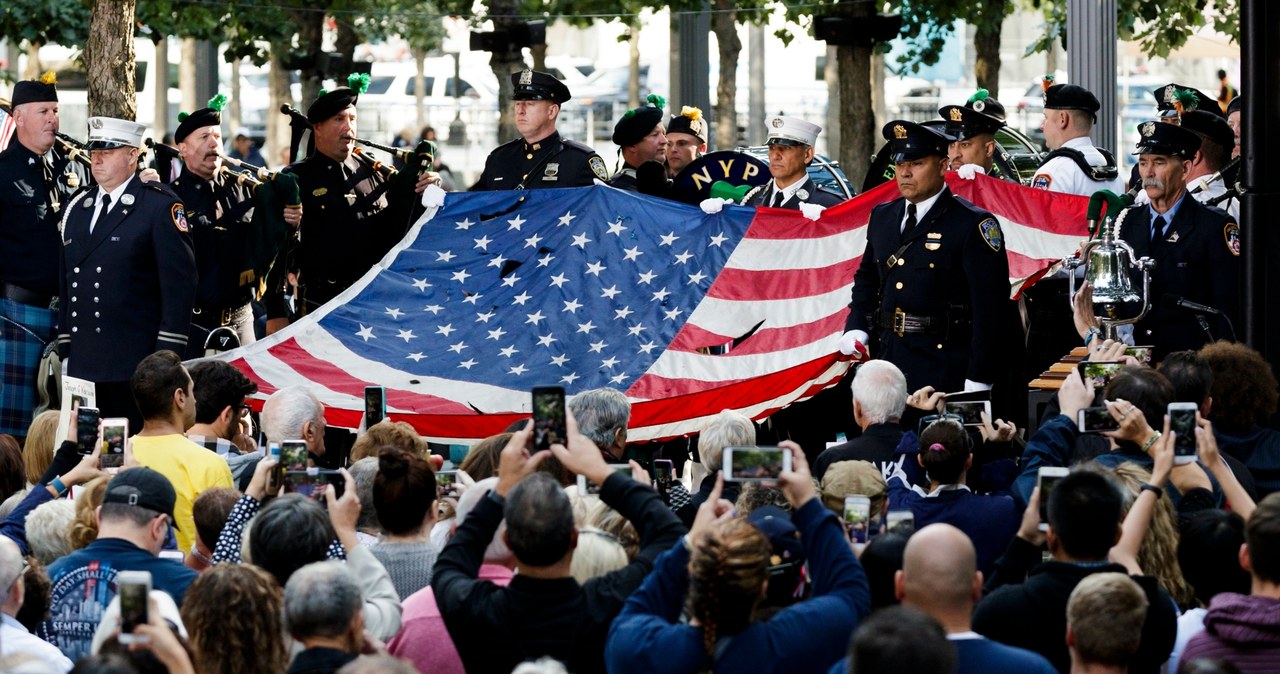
[0,298,56,435]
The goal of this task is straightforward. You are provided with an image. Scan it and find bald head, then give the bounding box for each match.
[898,524,979,616]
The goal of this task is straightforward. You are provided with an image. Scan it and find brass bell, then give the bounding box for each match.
[1084,238,1141,304]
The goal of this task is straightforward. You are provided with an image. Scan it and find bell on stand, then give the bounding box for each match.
[1064,189,1155,340]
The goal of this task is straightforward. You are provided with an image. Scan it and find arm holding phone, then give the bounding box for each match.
[1194,415,1255,520]
[1110,418,1174,575]
[1011,370,1091,508]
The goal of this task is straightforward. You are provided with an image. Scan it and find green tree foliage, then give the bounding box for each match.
[0,0,90,52]
[1025,0,1240,59]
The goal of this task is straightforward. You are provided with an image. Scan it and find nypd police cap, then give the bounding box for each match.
[511,69,571,104]
[882,119,952,162]
[1134,120,1202,159]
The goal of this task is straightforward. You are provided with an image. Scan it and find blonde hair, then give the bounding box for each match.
[350,420,428,462]
[1110,463,1197,608]
[570,528,628,583]
[699,410,755,473]
[686,517,772,654]
[23,411,59,486]
[1067,572,1149,666]
[69,476,110,550]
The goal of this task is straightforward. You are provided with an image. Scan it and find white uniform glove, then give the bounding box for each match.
[420,183,447,208]
[838,330,871,358]
[799,202,826,221]
[699,197,732,214]
[963,379,992,392]
[956,163,987,180]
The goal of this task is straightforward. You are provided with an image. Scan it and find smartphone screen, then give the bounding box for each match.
[1038,468,1068,531]
[266,443,283,492]
[1078,406,1120,433]
[1126,345,1154,364]
[1078,361,1125,389]
[364,386,386,427]
[1169,404,1198,461]
[943,400,990,427]
[76,406,100,455]
[436,469,458,499]
[723,446,790,482]
[117,571,151,644]
[532,386,567,452]
[652,459,673,494]
[100,419,128,470]
[885,509,914,533]
[844,495,871,543]
[281,440,309,472]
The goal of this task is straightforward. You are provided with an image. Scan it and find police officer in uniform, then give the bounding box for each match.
[1115,121,1240,360]
[1031,82,1126,195]
[0,74,92,437]
[56,117,195,426]
[268,80,432,329]
[473,70,608,191]
[665,106,707,178]
[743,116,844,210]
[840,121,1013,396]
[607,95,667,191]
[170,96,301,357]
[939,92,1019,182]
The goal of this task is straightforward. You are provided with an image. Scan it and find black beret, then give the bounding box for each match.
[11,75,58,107]
[1226,95,1241,116]
[1044,84,1100,114]
[307,87,359,125]
[938,104,1005,140]
[1133,120,1202,159]
[174,108,222,143]
[963,89,1006,120]
[612,95,666,147]
[1151,83,1220,117]
[667,107,707,144]
[882,120,952,162]
[511,69,571,104]
[1180,110,1235,154]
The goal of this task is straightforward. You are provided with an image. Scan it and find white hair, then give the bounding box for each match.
[851,360,907,424]
[262,386,324,443]
[454,477,512,564]
[568,388,631,450]
[25,499,76,566]
[0,537,23,592]
[698,410,755,473]
[512,658,569,674]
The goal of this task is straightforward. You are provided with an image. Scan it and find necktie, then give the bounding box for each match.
[902,203,918,239]
[1150,215,1166,253]
[772,189,786,208]
[91,194,112,235]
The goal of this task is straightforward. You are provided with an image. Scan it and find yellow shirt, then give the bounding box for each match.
[131,434,234,553]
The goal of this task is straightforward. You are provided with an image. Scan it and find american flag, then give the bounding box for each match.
[217,175,1090,443]
[0,106,15,152]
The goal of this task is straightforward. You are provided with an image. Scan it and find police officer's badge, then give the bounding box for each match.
[771,117,784,128]
[519,69,533,86]
[893,124,907,140]
[1163,85,1177,104]
[171,204,189,233]
[1224,223,1241,256]
[589,156,608,181]
[979,218,1003,252]
[949,108,964,122]
[543,163,559,181]
[1141,122,1155,137]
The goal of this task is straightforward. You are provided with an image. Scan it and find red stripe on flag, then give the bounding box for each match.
[741,181,896,240]
[667,309,847,356]
[707,258,859,301]
[947,173,1091,236]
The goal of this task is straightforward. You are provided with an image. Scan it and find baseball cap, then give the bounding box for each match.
[102,468,179,527]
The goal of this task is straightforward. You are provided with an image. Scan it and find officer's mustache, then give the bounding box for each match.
[1142,177,1165,190]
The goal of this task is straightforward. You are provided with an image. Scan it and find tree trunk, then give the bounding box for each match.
[334,19,359,73]
[973,0,1005,94]
[229,56,242,132]
[835,1,874,190]
[711,0,740,150]
[531,44,547,72]
[21,42,41,80]
[296,9,325,108]
[5,43,21,84]
[628,27,641,109]
[413,47,427,132]
[179,38,197,113]
[267,46,293,166]
[153,37,168,139]
[488,0,523,143]
[85,0,137,119]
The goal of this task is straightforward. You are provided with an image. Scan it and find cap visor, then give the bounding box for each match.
[86,140,131,150]
[767,137,808,147]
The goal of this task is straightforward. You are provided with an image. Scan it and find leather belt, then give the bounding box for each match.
[193,297,252,328]
[1,283,54,308]
[880,308,962,337]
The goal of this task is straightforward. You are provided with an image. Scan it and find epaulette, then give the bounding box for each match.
[142,182,181,199]
[951,193,995,219]
[561,139,600,155]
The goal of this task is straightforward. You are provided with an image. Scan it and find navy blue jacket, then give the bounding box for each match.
[0,140,92,296]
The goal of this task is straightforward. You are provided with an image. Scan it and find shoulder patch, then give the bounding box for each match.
[588,156,609,182]
[171,203,189,233]
[979,217,1003,252]
[1031,173,1052,190]
[1224,222,1241,256]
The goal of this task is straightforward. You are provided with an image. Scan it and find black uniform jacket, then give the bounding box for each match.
[846,187,1011,392]
[743,176,845,209]
[1117,195,1240,359]
[472,130,607,191]
[0,141,93,297]
[56,178,196,381]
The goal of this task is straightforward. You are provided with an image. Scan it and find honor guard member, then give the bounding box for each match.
[607,94,668,191]
[170,95,301,357]
[840,121,1013,396]
[1124,84,1222,191]
[269,76,431,330]
[472,69,608,191]
[1116,121,1240,360]
[939,90,1018,182]
[1135,110,1239,221]
[743,116,845,210]
[1031,81,1126,195]
[665,106,707,178]
[0,73,93,437]
[56,117,196,426]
